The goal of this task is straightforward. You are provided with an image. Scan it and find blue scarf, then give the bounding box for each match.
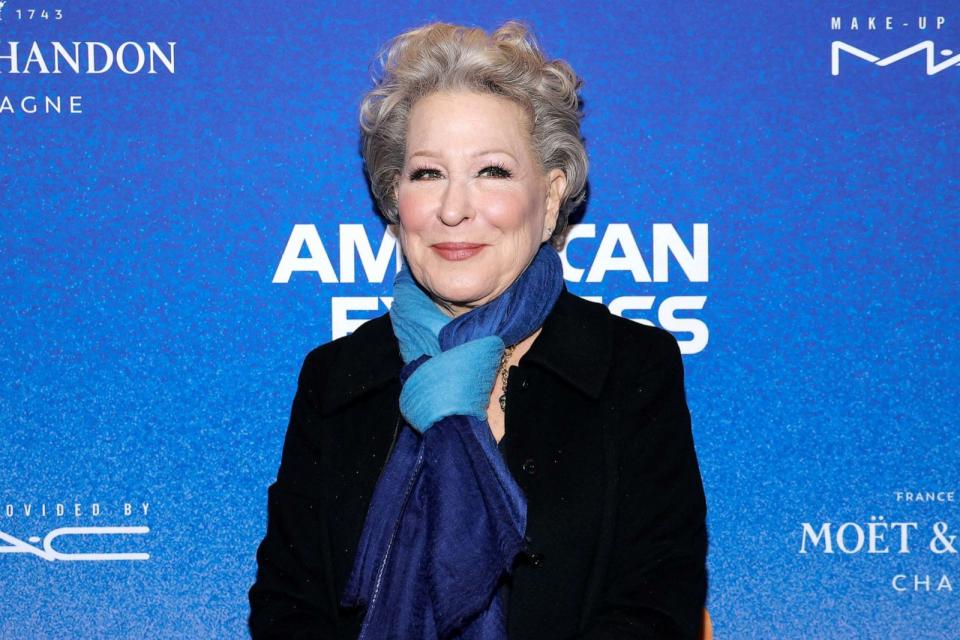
[341,244,564,639]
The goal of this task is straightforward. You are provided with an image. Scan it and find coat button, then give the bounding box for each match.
[528,552,543,568]
[521,459,536,475]
[520,379,529,389]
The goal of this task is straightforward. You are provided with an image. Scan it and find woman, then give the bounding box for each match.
[249,21,707,640]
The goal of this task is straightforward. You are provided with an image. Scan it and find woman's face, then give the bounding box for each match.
[395,90,566,317]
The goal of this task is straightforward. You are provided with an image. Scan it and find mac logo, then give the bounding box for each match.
[0,526,150,561]
[832,40,960,75]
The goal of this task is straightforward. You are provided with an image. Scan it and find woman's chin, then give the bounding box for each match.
[428,284,501,314]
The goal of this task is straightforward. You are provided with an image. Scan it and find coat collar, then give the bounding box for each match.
[518,286,612,399]
[319,287,613,413]
[318,310,402,414]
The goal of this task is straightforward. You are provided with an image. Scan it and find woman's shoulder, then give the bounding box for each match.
[525,289,683,405]
[296,311,402,415]
[553,290,682,374]
[300,311,393,366]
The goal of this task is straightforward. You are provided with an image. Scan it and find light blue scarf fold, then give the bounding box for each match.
[341,244,565,640]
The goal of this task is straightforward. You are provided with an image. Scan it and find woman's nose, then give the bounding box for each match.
[438,178,473,226]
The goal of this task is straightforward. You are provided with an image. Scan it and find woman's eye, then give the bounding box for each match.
[479,165,512,178]
[409,168,442,181]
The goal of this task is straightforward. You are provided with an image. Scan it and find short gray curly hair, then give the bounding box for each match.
[359,20,588,246]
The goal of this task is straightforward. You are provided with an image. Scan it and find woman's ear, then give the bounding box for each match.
[542,168,566,241]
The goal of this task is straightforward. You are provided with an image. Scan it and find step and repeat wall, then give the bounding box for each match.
[1,1,957,637]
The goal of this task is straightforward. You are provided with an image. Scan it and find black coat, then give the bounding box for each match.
[249,288,708,639]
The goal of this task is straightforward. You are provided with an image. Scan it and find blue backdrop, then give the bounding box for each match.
[1,1,958,637]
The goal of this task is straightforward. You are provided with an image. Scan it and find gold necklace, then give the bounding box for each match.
[498,344,516,411]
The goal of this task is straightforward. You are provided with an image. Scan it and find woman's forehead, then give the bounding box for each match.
[406,91,535,159]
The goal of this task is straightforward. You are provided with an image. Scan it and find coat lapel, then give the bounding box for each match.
[500,288,617,635]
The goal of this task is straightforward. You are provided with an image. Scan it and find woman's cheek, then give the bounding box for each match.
[397,189,434,230]
[486,186,541,228]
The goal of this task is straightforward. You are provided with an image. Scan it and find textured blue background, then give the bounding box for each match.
[1,1,958,637]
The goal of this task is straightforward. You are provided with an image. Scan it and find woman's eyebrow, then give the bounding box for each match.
[408,148,518,160]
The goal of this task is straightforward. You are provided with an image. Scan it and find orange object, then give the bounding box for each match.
[702,608,713,640]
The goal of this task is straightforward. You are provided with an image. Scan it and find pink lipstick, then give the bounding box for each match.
[431,242,487,261]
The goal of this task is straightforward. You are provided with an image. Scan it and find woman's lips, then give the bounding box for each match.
[430,242,488,261]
